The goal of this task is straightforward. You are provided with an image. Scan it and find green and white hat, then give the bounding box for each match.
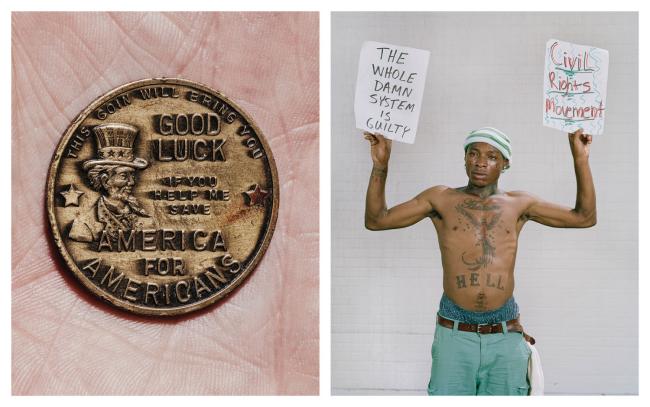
[464,127,512,169]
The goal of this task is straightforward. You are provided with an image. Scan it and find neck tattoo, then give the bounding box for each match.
[463,183,499,199]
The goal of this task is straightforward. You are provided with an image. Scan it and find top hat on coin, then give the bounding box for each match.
[82,123,148,170]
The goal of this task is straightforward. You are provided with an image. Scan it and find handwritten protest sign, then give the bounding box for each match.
[543,39,609,135]
[354,41,430,144]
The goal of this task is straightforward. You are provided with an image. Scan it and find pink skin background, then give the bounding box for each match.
[11,12,319,395]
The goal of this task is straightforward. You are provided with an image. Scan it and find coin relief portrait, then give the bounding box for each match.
[47,78,279,316]
[67,123,152,243]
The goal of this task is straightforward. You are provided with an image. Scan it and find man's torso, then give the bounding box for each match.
[428,187,530,312]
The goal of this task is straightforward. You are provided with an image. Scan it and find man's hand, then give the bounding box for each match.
[364,132,392,168]
[569,129,592,161]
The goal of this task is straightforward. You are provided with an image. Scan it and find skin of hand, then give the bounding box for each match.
[364,131,391,168]
[12,12,318,395]
[568,128,592,160]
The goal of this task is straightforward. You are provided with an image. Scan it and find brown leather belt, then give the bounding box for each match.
[437,314,536,345]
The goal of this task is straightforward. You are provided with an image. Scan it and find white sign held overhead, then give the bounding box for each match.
[354,41,430,144]
[543,39,609,135]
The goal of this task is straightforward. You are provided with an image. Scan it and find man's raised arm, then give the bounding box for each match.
[364,132,438,231]
[522,129,597,228]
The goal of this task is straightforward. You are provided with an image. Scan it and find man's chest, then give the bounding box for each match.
[432,195,525,273]
[432,196,523,233]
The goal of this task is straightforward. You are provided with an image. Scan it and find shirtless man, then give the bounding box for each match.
[364,127,596,395]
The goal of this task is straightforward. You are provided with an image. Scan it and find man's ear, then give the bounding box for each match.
[99,173,110,190]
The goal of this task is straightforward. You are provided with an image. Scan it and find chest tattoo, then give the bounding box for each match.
[455,199,502,271]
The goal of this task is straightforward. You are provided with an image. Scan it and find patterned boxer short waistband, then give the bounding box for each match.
[438,293,519,324]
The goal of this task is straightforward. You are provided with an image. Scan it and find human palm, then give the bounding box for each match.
[12,12,318,395]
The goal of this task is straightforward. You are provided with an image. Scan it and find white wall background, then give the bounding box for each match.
[331,12,638,395]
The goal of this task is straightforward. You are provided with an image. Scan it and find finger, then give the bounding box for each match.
[364,134,378,145]
[569,129,583,138]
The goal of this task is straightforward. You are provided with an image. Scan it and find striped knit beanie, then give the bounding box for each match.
[464,127,512,170]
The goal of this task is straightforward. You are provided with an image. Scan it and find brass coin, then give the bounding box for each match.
[47,78,279,316]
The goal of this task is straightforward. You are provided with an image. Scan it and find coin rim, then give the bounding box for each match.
[46,77,280,316]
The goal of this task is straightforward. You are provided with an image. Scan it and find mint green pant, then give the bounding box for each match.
[427,320,531,395]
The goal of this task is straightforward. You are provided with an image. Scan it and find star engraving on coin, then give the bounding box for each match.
[60,184,84,207]
[244,184,271,207]
[47,78,279,316]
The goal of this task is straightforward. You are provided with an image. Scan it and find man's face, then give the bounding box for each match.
[104,166,135,201]
[464,142,507,187]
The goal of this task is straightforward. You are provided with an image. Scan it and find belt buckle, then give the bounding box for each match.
[476,323,490,334]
